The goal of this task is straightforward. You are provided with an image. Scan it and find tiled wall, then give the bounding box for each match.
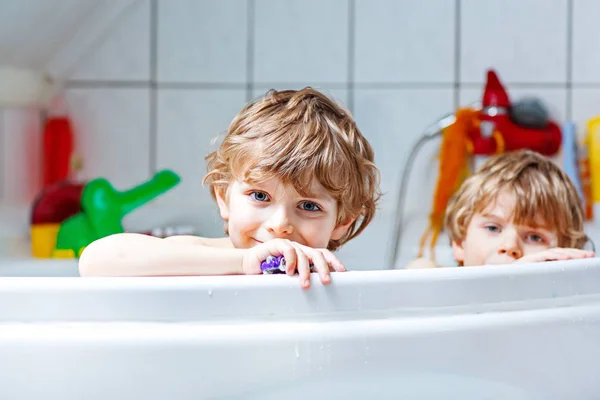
[3,0,600,269]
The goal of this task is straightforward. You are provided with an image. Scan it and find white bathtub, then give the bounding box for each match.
[0,258,599,399]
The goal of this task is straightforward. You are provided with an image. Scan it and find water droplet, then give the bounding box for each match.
[295,344,300,358]
[358,290,362,309]
[207,289,212,297]
[234,291,238,297]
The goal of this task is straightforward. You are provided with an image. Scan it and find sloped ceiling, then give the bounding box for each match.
[0,0,138,107]
[0,0,100,71]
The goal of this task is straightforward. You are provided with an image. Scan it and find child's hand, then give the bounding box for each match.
[242,239,346,289]
[515,248,595,264]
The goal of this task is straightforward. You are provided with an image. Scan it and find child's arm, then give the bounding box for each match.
[78,233,340,288]
[164,235,234,248]
[404,257,438,269]
[79,233,244,277]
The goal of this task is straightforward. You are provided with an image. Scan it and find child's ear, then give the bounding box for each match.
[331,217,357,241]
[451,240,465,263]
[215,187,229,221]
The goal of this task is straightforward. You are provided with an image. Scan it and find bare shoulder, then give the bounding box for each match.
[404,257,438,269]
[164,235,234,248]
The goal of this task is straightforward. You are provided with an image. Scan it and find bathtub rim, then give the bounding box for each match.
[0,258,597,322]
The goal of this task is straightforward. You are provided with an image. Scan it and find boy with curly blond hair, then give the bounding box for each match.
[80,88,381,288]
[407,150,594,268]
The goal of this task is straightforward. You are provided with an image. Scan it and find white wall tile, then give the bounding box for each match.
[155,89,247,237]
[354,0,455,83]
[1,109,42,205]
[460,0,568,83]
[64,88,151,189]
[572,89,600,140]
[69,0,151,81]
[252,86,350,111]
[572,0,600,83]
[351,88,455,264]
[334,204,394,271]
[460,86,568,124]
[158,0,247,83]
[253,0,349,84]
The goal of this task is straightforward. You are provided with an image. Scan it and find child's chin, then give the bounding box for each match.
[230,237,254,249]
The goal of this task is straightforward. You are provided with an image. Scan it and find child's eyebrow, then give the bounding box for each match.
[303,187,335,202]
[479,212,505,220]
[518,220,553,231]
[482,212,552,231]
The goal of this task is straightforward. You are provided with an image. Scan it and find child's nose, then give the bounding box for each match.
[265,207,294,236]
[497,233,523,259]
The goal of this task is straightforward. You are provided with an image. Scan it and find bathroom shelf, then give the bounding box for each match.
[0,236,79,277]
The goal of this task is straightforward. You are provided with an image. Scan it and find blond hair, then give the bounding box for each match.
[445,150,586,249]
[203,87,381,250]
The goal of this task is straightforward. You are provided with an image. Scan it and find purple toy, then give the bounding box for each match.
[260,255,316,275]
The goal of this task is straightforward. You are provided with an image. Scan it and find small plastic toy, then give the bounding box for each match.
[31,170,180,258]
[260,255,316,274]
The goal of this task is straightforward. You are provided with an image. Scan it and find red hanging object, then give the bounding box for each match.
[42,112,74,188]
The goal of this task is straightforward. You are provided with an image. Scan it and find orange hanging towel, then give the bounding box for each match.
[419,108,479,260]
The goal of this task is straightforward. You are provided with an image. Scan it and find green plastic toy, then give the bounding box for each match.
[53,170,180,258]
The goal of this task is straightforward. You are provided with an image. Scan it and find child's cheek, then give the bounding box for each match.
[307,219,337,248]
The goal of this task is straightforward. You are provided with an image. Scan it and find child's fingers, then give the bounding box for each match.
[547,248,593,260]
[319,249,346,272]
[536,249,574,262]
[279,243,297,273]
[308,250,331,284]
[520,248,595,263]
[565,248,595,258]
[291,246,311,289]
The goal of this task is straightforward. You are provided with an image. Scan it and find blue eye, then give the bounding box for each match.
[485,225,500,233]
[299,201,321,212]
[250,191,270,202]
[527,234,544,243]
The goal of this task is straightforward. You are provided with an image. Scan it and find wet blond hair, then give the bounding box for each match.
[445,150,586,249]
[203,87,381,250]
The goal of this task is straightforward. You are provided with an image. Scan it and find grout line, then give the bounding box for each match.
[0,110,4,201]
[347,0,356,113]
[460,82,569,89]
[66,80,151,89]
[246,0,255,102]
[254,82,349,89]
[566,0,574,120]
[63,80,593,90]
[150,0,158,82]
[454,0,461,108]
[159,82,248,90]
[571,83,600,88]
[149,0,158,174]
[354,82,457,89]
